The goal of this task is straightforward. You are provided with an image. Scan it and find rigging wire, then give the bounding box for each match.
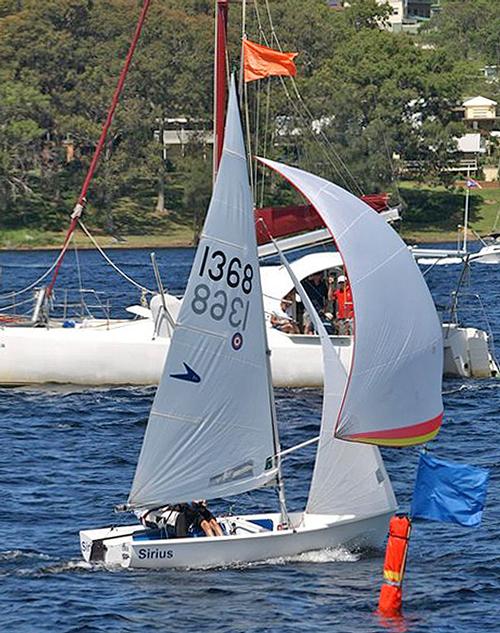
[243,79,256,194]
[45,0,152,298]
[78,221,153,294]
[491,208,500,233]
[251,3,354,193]
[253,64,262,193]
[241,2,256,194]
[73,243,84,298]
[0,241,71,301]
[253,0,365,197]
[259,80,272,207]
[381,126,402,204]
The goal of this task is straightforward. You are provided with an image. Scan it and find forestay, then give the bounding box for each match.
[274,247,396,517]
[128,80,278,509]
[259,158,443,447]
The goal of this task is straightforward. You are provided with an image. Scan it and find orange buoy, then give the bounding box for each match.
[378,514,412,617]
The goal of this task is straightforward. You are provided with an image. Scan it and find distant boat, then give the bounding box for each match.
[410,178,500,266]
[79,79,443,570]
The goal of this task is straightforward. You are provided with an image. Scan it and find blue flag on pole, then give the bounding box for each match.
[411,452,489,527]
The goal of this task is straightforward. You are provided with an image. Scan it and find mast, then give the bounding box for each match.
[213,0,229,183]
[265,343,289,526]
[463,165,470,253]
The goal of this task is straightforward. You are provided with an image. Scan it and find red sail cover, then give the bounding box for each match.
[255,205,322,244]
[255,195,390,245]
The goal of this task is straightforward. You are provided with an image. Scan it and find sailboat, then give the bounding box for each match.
[80,78,443,569]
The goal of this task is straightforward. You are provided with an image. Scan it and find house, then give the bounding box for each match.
[375,0,435,33]
[459,102,499,181]
[463,96,497,122]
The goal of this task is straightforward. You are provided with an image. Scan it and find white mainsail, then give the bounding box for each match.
[274,247,396,517]
[128,79,278,509]
[259,157,443,447]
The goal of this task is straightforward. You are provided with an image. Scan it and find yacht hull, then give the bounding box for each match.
[471,244,500,264]
[0,317,496,386]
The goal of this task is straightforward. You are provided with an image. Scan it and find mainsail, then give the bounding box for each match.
[259,158,443,447]
[128,80,278,509]
[274,247,396,517]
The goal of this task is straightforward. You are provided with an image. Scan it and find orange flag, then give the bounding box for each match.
[243,39,298,83]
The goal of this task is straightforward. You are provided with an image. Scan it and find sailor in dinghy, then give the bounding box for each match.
[79,77,442,570]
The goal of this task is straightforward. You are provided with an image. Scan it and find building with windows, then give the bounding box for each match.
[463,97,497,123]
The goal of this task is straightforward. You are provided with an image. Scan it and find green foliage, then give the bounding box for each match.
[251,7,468,194]
[179,146,212,243]
[422,0,500,65]
[0,0,497,238]
[401,187,479,229]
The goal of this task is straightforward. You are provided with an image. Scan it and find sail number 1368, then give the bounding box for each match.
[191,246,254,331]
[198,246,253,294]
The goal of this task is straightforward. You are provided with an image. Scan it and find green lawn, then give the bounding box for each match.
[398,181,500,243]
[0,221,196,250]
[2,183,500,249]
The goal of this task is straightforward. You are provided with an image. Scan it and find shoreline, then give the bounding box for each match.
[0,228,476,252]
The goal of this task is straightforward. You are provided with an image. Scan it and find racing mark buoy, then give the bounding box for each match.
[377,514,412,617]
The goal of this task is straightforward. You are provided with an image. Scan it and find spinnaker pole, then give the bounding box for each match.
[45,0,152,298]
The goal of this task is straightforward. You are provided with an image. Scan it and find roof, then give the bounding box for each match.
[463,96,497,107]
[456,133,485,153]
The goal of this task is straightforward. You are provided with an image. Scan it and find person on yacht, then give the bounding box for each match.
[302,271,327,334]
[270,291,300,334]
[139,500,223,538]
[331,274,353,335]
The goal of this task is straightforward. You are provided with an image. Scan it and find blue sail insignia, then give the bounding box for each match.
[169,363,201,383]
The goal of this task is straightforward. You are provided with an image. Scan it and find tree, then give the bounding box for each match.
[421,0,500,65]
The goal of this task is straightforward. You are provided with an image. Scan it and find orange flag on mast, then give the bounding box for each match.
[243,39,298,82]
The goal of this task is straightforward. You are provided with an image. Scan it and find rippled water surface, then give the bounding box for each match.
[0,246,498,633]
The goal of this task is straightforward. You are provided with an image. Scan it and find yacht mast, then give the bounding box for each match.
[213,2,288,522]
[462,165,471,252]
[213,0,229,183]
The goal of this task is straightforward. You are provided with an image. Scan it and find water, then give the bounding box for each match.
[0,246,498,633]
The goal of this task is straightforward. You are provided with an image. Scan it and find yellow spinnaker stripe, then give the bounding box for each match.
[344,427,440,447]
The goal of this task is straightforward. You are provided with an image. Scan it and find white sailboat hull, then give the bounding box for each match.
[471,244,500,264]
[1,315,496,386]
[0,317,167,386]
[80,511,392,570]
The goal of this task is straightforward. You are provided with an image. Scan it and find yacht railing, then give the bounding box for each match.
[0,287,129,326]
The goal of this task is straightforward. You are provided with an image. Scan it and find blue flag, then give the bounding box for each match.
[411,452,489,527]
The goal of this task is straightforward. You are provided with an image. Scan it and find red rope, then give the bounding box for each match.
[46,0,152,297]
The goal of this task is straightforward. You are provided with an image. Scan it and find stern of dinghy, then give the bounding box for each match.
[79,525,144,566]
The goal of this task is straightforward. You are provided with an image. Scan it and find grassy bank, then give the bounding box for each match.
[0,222,196,251]
[398,181,500,243]
[2,183,499,250]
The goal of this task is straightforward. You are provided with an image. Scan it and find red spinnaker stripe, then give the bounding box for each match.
[346,412,443,440]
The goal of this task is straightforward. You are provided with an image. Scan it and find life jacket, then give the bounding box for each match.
[333,285,353,319]
[139,505,189,537]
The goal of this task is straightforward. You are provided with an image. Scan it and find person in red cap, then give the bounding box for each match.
[331,274,353,334]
